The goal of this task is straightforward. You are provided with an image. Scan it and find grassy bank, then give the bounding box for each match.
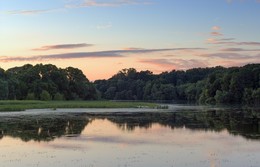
[0,100,158,112]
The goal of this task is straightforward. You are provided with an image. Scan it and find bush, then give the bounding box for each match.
[243,88,253,105]
[26,93,36,100]
[40,90,51,101]
[252,88,260,105]
[53,93,64,101]
[205,97,216,105]
[0,79,8,100]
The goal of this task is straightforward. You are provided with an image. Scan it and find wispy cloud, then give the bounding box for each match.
[212,26,221,31]
[226,0,260,3]
[218,38,236,41]
[200,52,260,60]
[206,38,218,44]
[139,59,175,69]
[226,0,245,3]
[66,0,152,8]
[0,52,122,62]
[139,54,260,72]
[123,47,144,50]
[96,23,112,29]
[210,41,260,46]
[206,38,260,46]
[211,32,223,36]
[32,43,93,51]
[4,0,151,16]
[207,38,235,44]
[220,48,260,52]
[139,58,208,70]
[223,41,260,46]
[216,60,259,67]
[0,47,205,62]
[7,9,54,15]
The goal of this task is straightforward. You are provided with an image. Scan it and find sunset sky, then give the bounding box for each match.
[1,0,260,80]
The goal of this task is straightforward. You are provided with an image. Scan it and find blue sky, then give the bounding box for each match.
[0,0,260,80]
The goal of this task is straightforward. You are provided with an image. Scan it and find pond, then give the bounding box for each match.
[0,106,259,167]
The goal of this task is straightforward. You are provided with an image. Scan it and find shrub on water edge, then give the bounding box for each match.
[205,97,216,105]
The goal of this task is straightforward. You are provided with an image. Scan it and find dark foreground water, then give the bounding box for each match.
[0,106,259,167]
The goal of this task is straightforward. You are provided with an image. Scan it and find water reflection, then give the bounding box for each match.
[0,113,89,142]
[0,109,259,142]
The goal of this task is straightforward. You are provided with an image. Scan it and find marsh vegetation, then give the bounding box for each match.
[0,100,157,111]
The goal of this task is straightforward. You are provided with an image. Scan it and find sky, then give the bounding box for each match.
[0,0,260,81]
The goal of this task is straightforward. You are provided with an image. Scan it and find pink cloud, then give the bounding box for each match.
[122,47,144,50]
[206,38,235,44]
[216,60,256,68]
[0,48,205,62]
[207,38,218,44]
[139,58,208,71]
[211,32,223,36]
[199,52,260,60]
[139,59,176,69]
[212,26,221,31]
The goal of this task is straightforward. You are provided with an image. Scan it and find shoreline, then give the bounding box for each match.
[0,100,158,112]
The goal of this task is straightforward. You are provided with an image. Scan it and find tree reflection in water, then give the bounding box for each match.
[0,109,259,142]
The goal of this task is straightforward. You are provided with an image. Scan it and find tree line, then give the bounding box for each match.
[94,64,260,105]
[0,64,97,100]
[0,63,259,105]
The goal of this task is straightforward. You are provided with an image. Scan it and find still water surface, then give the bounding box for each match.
[0,107,259,167]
